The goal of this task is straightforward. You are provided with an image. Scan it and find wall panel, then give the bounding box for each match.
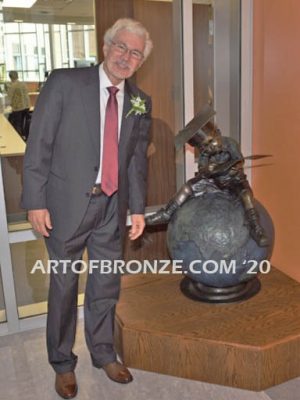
[252,0,300,282]
[94,0,134,62]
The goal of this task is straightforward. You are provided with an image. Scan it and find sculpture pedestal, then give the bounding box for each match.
[115,268,300,391]
[180,276,261,303]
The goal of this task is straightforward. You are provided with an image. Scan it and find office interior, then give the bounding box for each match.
[0,0,299,398]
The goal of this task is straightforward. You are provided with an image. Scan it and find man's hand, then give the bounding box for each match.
[129,214,145,240]
[28,209,53,237]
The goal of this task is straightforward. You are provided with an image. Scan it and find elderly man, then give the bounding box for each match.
[22,18,152,399]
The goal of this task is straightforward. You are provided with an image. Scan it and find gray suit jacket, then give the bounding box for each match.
[21,65,152,241]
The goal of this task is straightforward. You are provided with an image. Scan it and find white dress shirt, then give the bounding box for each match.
[95,63,125,184]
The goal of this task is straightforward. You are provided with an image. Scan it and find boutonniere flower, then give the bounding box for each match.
[126,95,146,118]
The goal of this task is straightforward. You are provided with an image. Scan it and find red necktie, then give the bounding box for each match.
[101,86,119,196]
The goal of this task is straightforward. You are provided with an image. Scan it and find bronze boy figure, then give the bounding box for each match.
[147,109,268,247]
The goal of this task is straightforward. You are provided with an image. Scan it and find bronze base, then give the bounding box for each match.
[180,276,261,303]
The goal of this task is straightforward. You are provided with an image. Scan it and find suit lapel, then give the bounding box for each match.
[80,65,100,156]
[119,81,135,168]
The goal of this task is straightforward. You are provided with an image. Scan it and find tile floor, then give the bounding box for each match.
[0,320,299,400]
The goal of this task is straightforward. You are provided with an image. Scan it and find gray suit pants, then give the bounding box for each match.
[45,193,122,373]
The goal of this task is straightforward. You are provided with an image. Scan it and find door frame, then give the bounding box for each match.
[181,0,253,181]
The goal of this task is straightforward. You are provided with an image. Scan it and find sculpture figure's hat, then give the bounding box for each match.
[175,104,216,150]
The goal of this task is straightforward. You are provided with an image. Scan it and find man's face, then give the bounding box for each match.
[103,29,145,85]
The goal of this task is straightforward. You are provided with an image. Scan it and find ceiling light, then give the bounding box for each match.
[2,0,37,8]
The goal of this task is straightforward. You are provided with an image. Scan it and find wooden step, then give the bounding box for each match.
[115,267,300,391]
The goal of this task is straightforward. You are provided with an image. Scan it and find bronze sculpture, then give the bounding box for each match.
[146,105,268,247]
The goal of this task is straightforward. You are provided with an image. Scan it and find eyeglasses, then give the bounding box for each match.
[110,41,144,61]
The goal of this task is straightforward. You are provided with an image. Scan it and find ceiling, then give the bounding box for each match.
[2,0,95,25]
[1,0,212,25]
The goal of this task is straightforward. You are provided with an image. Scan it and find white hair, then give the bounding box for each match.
[103,18,153,60]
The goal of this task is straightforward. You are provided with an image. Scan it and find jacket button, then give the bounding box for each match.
[94,166,98,171]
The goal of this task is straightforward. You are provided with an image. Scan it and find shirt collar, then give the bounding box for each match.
[99,63,125,94]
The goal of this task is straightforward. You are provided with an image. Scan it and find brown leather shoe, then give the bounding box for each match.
[55,371,78,399]
[102,361,133,384]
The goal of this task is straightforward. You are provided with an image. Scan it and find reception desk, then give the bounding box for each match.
[0,113,25,156]
[0,114,28,333]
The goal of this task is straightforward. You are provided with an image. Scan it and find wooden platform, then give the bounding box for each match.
[115,268,300,391]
